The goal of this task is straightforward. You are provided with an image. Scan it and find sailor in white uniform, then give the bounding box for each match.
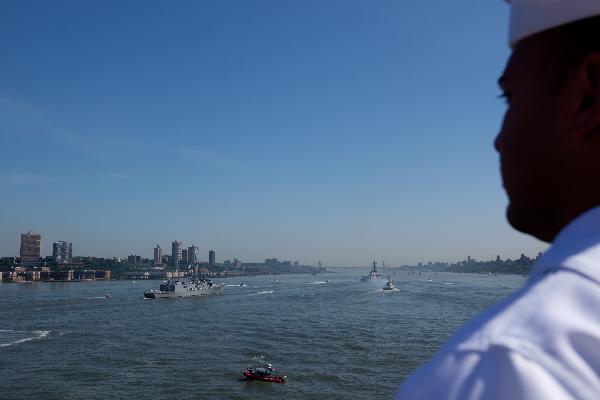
[397,2,600,399]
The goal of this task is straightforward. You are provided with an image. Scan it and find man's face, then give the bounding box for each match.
[495,36,570,242]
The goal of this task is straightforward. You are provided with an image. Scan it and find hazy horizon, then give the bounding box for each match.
[1,230,545,268]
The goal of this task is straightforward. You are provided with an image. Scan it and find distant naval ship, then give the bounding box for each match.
[144,274,224,299]
[360,261,383,282]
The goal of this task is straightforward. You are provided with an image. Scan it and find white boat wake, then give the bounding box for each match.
[0,330,51,348]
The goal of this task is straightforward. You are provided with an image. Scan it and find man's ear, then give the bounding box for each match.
[574,52,600,141]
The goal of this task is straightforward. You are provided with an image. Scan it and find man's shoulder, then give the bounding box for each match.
[447,269,600,354]
[396,270,600,399]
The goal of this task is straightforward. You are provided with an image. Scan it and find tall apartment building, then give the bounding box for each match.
[209,249,216,265]
[52,241,72,263]
[181,249,188,264]
[172,240,182,267]
[154,244,162,266]
[188,245,198,264]
[20,231,41,267]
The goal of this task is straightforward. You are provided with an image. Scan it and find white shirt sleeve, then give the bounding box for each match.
[396,345,572,400]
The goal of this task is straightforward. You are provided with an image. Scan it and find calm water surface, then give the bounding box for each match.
[0,268,525,399]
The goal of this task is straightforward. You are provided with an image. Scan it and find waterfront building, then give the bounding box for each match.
[172,241,182,267]
[188,245,198,264]
[241,262,266,270]
[128,255,141,264]
[234,258,242,269]
[181,249,188,264]
[52,241,72,263]
[209,250,215,265]
[265,258,280,267]
[154,245,162,266]
[20,231,41,267]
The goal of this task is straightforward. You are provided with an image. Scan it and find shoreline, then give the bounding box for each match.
[1,270,330,283]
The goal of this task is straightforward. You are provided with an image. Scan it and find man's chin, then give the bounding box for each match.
[505,204,525,233]
[506,203,554,243]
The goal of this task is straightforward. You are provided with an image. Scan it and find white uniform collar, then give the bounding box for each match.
[529,205,600,285]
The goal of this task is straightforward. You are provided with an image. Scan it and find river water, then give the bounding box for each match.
[0,268,525,399]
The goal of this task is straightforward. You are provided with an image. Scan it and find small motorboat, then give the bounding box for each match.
[382,276,396,291]
[243,365,286,383]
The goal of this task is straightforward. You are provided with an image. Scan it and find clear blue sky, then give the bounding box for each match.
[0,0,547,266]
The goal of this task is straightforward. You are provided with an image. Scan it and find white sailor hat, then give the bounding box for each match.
[508,0,600,47]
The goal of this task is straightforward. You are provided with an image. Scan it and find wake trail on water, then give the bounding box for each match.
[254,290,273,295]
[0,330,51,348]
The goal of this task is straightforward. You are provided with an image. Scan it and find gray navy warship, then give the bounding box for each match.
[144,274,224,299]
[360,261,383,282]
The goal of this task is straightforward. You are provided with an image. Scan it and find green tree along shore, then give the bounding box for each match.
[1,254,539,276]
[0,257,137,276]
[0,256,326,278]
[0,258,17,272]
[401,253,540,276]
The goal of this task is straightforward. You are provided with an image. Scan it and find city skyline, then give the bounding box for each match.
[3,229,542,268]
[8,230,313,265]
[0,1,548,266]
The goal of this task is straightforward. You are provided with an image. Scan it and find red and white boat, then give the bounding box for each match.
[243,365,286,383]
